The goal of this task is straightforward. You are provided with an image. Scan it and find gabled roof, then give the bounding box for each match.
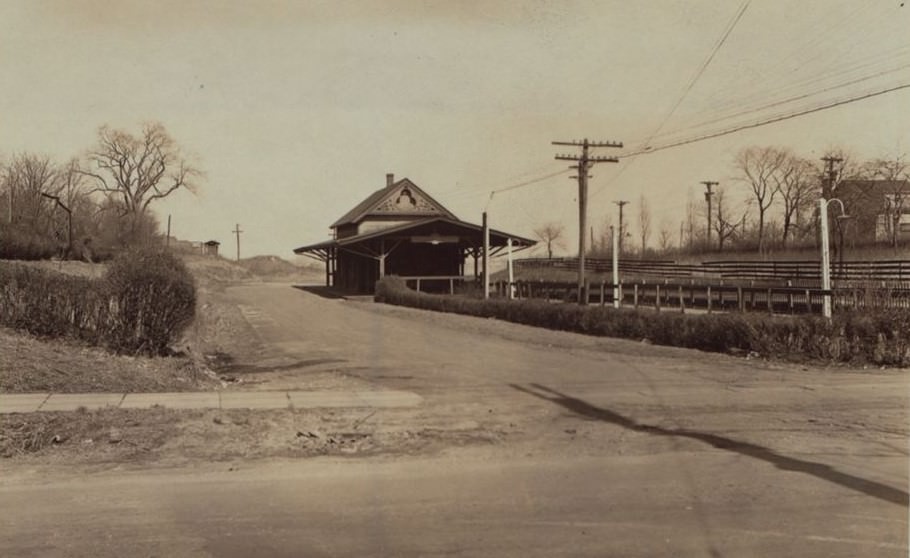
[330,178,457,228]
[838,179,910,195]
[838,179,910,211]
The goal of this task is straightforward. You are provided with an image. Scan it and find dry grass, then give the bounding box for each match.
[0,406,187,459]
[0,327,216,393]
[2,259,107,278]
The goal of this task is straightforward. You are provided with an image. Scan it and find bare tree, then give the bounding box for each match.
[712,189,742,252]
[736,146,787,253]
[637,194,651,256]
[658,218,674,253]
[864,154,910,247]
[775,153,817,247]
[79,122,201,241]
[1,153,61,235]
[533,222,565,259]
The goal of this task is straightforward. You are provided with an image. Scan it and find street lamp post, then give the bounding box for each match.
[611,225,620,309]
[819,198,847,319]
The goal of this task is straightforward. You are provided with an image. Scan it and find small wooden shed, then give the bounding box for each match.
[202,240,221,257]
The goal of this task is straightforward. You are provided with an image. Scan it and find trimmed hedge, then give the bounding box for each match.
[0,249,196,355]
[375,276,910,366]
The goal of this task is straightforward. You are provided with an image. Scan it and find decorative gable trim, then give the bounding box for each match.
[332,178,457,228]
[373,180,442,215]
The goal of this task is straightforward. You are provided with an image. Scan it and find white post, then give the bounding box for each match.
[819,198,832,319]
[612,225,620,309]
[507,237,514,300]
[482,211,490,299]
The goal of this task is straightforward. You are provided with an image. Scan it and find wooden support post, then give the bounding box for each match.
[450,278,454,295]
[655,285,661,312]
[633,284,639,309]
[737,286,744,312]
[767,288,773,314]
[678,285,685,314]
[805,289,811,314]
[416,278,421,292]
[707,285,712,314]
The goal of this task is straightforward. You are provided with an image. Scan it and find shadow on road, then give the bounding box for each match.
[292,285,350,299]
[510,383,909,507]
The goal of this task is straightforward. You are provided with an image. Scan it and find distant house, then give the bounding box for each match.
[836,179,910,244]
[294,173,535,293]
[202,240,221,257]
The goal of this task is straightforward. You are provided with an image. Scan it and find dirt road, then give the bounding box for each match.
[2,282,908,557]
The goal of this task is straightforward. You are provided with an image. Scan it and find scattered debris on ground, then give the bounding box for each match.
[1,407,508,465]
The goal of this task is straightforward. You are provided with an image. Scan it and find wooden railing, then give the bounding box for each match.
[515,257,910,286]
[400,275,475,294]
[493,279,910,315]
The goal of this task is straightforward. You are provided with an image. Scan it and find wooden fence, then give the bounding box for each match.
[493,279,910,315]
[515,257,910,286]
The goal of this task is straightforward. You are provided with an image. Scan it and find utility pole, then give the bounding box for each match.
[820,156,843,274]
[554,138,622,305]
[821,156,843,199]
[482,211,490,299]
[702,181,718,249]
[613,200,629,257]
[232,223,243,261]
[166,215,172,249]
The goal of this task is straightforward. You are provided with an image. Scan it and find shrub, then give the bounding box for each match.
[103,249,196,355]
[0,249,196,355]
[0,223,58,260]
[374,276,910,366]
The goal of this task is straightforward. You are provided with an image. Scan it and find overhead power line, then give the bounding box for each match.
[647,61,910,145]
[648,0,751,142]
[590,1,749,203]
[484,168,571,210]
[623,81,910,158]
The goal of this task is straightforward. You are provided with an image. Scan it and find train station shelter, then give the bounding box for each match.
[293,173,536,294]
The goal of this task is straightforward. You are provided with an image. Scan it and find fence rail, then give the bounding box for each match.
[493,279,910,315]
[515,257,910,286]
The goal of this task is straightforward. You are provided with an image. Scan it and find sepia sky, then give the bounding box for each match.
[2,0,909,258]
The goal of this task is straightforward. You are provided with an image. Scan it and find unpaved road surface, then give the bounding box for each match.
[2,282,908,557]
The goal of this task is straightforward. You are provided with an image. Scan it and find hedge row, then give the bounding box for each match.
[0,224,59,260]
[375,276,910,366]
[0,249,196,355]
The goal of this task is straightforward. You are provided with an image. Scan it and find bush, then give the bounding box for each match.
[104,249,196,355]
[374,276,910,366]
[0,249,196,355]
[0,223,58,260]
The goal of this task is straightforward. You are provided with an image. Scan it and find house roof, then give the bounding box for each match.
[837,179,910,213]
[294,216,536,255]
[838,179,910,196]
[330,178,457,228]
